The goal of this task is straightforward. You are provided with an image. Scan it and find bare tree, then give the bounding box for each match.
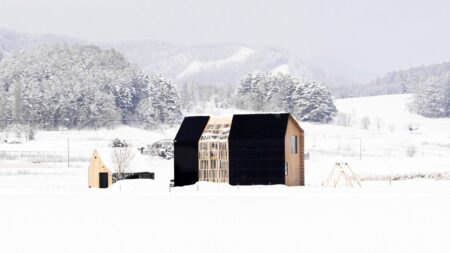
[360,116,371,130]
[406,146,417,157]
[375,117,383,131]
[112,147,135,181]
[336,112,353,127]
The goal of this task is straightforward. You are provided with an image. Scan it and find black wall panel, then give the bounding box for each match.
[173,116,209,186]
[228,114,289,185]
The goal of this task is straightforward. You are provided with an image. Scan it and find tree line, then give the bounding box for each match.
[0,44,338,130]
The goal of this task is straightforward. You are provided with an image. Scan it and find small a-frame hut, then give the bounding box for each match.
[88,148,154,188]
[88,149,113,188]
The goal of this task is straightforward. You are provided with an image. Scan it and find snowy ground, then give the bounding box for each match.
[1,94,450,252]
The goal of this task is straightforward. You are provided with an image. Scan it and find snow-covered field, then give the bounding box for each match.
[1,94,450,253]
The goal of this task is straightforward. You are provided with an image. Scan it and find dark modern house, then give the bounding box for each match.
[174,113,304,186]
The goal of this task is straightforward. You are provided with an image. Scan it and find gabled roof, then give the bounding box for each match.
[94,148,152,173]
[229,113,290,140]
[199,116,232,142]
[174,113,301,142]
[174,116,210,142]
[289,114,304,132]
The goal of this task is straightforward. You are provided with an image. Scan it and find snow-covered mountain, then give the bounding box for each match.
[104,42,287,85]
[0,28,364,90]
[108,41,362,88]
[104,40,180,69]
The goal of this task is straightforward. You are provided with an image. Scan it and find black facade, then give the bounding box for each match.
[228,114,289,185]
[174,116,210,186]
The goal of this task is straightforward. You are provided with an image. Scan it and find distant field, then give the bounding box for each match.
[0,162,49,169]
[0,94,449,185]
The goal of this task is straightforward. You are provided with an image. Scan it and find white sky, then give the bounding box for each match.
[0,0,449,74]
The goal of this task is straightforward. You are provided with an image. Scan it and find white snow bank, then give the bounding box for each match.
[335,93,450,134]
[109,178,168,192]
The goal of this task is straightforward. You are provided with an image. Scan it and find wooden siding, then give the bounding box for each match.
[284,116,305,186]
[88,150,113,188]
[198,116,232,183]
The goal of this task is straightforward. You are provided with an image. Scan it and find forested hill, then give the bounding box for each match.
[369,62,450,95]
[0,29,368,95]
[341,62,450,118]
[0,44,181,129]
[0,41,337,130]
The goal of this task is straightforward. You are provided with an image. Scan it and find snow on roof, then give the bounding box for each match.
[94,147,153,173]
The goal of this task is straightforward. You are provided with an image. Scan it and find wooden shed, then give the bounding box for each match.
[174,113,304,186]
[88,148,154,188]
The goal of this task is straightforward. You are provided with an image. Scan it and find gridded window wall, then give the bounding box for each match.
[198,120,231,183]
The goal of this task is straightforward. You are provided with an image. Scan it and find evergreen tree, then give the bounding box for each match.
[236,72,267,111]
[236,72,337,123]
[0,44,147,129]
[412,73,450,118]
[137,75,182,127]
[13,80,24,124]
[293,80,337,123]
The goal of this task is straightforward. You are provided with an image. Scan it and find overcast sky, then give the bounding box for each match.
[0,0,449,74]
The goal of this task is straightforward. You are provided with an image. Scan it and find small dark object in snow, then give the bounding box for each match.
[8,139,22,144]
[407,123,420,132]
[112,172,155,183]
[111,138,128,148]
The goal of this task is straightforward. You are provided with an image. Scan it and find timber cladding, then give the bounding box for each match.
[88,150,113,188]
[173,113,305,187]
[284,115,305,186]
[198,116,232,183]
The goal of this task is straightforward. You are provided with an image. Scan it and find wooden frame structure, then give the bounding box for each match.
[198,116,232,183]
[323,162,361,187]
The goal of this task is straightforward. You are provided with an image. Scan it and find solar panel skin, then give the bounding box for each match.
[174,116,210,186]
[228,113,289,185]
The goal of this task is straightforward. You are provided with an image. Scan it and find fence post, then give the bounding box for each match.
[359,138,362,160]
[67,138,70,168]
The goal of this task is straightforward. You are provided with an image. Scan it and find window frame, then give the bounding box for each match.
[290,135,298,154]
